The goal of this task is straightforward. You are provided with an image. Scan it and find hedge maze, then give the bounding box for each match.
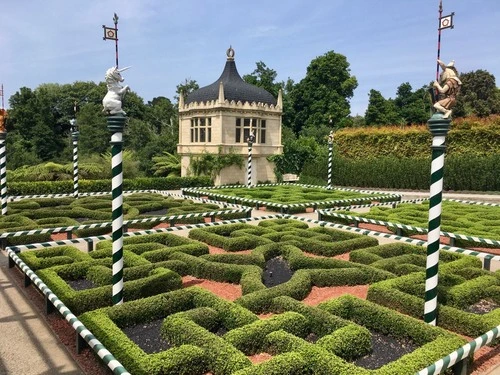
[0,192,249,246]
[182,185,400,213]
[320,200,500,248]
[14,218,500,374]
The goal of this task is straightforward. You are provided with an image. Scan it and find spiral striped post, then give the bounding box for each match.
[0,131,7,215]
[247,130,255,187]
[327,142,333,189]
[107,115,126,305]
[424,113,450,325]
[71,130,79,199]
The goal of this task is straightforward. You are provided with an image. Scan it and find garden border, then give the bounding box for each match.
[4,213,500,374]
[284,214,500,270]
[5,248,131,375]
[317,211,500,248]
[7,214,283,253]
[7,189,158,202]
[181,183,402,213]
[0,208,252,241]
[416,325,500,375]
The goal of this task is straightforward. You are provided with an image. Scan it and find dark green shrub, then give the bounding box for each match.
[223,312,309,355]
[18,246,92,270]
[161,316,250,375]
[316,324,372,360]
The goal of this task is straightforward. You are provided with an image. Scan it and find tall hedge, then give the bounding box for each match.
[301,153,500,191]
[301,116,500,191]
[7,176,213,196]
[334,116,500,159]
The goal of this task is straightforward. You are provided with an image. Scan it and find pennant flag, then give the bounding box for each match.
[439,13,454,30]
[102,26,117,40]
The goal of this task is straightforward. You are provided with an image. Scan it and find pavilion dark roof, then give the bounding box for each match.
[186,57,277,106]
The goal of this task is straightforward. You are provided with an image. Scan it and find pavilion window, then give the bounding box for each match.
[235,118,266,144]
[190,117,212,143]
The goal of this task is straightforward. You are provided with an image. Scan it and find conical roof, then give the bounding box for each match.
[186,47,277,106]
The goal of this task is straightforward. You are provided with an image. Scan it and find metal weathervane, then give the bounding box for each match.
[103,13,120,68]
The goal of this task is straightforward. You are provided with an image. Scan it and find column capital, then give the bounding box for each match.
[107,114,127,133]
[427,113,451,137]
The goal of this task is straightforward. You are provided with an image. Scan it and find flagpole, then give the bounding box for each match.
[114,13,119,68]
[1,84,4,109]
[436,0,443,82]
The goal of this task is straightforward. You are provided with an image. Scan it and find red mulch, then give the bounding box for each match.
[258,313,275,319]
[248,352,273,364]
[302,252,350,261]
[207,245,252,255]
[302,285,369,306]
[50,232,73,241]
[182,275,242,301]
[358,223,395,234]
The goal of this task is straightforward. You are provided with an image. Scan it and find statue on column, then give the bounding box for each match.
[432,60,461,118]
[102,66,131,115]
[247,129,256,144]
[0,109,7,133]
[327,130,334,144]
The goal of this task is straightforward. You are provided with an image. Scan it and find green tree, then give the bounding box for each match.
[152,152,181,177]
[269,136,319,175]
[454,70,500,117]
[290,51,358,138]
[77,103,108,156]
[243,61,281,97]
[365,89,400,126]
[394,83,431,125]
[145,96,177,134]
[175,78,199,103]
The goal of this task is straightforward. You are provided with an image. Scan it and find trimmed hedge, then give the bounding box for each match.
[162,315,251,375]
[236,270,312,313]
[7,176,213,196]
[367,270,500,337]
[18,246,93,270]
[79,289,207,375]
[223,311,309,355]
[37,261,182,314]
[301,151,500,191]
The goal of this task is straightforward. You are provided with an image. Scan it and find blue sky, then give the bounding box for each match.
[1,0,499,116]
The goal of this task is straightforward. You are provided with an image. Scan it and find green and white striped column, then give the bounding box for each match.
[0,132,7,215]
[424,113,450,325]
[247,132,255,187]
[107,115,127,305]
[71,130,79,199]
[327,142,333,189]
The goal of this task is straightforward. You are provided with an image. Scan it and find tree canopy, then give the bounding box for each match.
[454,70,500,117]
[290,51,358,139]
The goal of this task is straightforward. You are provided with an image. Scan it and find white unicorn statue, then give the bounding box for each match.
[102,66,131,115]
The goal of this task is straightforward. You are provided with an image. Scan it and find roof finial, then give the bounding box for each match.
[226,45,235,60]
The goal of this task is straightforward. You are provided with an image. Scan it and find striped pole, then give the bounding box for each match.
[0,131,7,215]
[327,142,333,189]
[247,128,255,187]
[107,115,126,305]
[71,130,79,199]
[424,113,450,325]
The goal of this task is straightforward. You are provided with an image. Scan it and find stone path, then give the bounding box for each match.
[0,251,83,375]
